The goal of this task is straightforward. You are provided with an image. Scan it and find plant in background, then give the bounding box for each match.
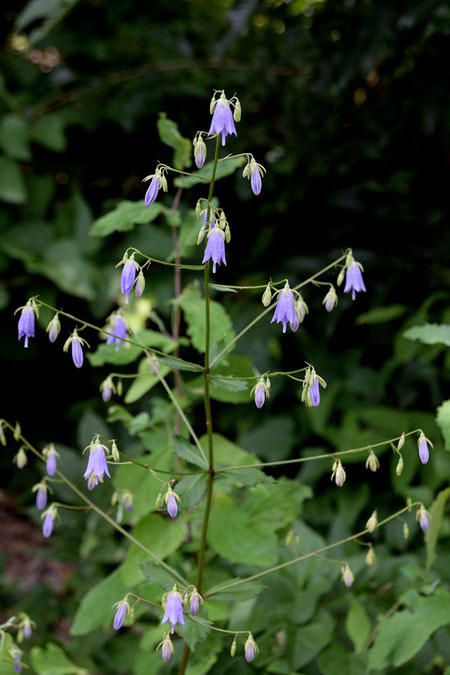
[2,91,448,675]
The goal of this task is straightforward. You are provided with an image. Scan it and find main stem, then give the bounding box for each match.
[179,135,221,675]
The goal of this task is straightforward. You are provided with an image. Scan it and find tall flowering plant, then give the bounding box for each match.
[1,92,441,674]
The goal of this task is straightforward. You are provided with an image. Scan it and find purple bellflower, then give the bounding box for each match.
[418,505,430,532]
[243,158,265,195]
[254,381,266,409]
[12,650,22,673]
[83,441,111,489]
[344,262,366,300]
[46,313,61,343]
[42,509,55,538]
[64,330,88,368]
[145,175,160,206]
[271,284,296,333]
[17,304,36,348]
[165,487,180,518]
[120,258,139,303]
[107,314,127,351]
[323,286,338,312]
[113,600,129,630]
[189,589,202,616]
[202,224,226,273]
[417,432,430,464]
[208,93,237,146]
[36,487,47,510]
[194,135,207,169]
[308,376,320,407]
[244,634,258,663]
[161,590,185,634]
[22,621,32,640]
[44,444,58,476]
[159,636,174,663]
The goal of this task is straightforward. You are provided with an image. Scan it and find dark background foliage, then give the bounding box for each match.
[1,1,449,673]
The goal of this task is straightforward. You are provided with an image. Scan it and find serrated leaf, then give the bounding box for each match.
[158,355,203,372]
[403,323,450,346]
[30,643,88,675]
[425,486,450,570]
[346,600,371,652]
[209,375,249,392]
[355,304,407,324]
[174,156,244,188]
[436,399,450,450]
[157,113,192,170]
[172,436,208,468]
[179,616,211,650]
[90,201,161,237]
[205,579,265,602]
[200,433,259,468]
[139,561,178,589]
[175,474,208,508]
[179,287,235,354]
[189,355,254,404]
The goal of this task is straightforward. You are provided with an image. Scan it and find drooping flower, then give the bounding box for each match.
[365,450,380,472]
[308,376,320,407]
[417,432,431,464]
[202,224,226,273]
[254,381,266,409]
[243,157,265,196]
[343,254,366,300]
[323,286,338,312]
[22,620,32,640]
[17,303,36,348]
[244,634,258,663]
[113,600,129,630]
[100,376,114,402]
[123,492,133,513]
[63,330,89,368]
[46,313,61,343]
[106,314,127,351]
[193,135,207,169]
[208,92,238,146]
[11,649,22,673]
[189,590,202,616]
[43,444,58,476]
[366,509,378,533]
[332,459,346,487]
[120,257,139,303]
[158,635,174,663]
[35,485,48,510]
[418,505,430,532]
[42,508,56,538]
[13,447,27,469]
[135,271,145,298]
[161,589,185,634]
[341,564,354,588]
[270,283,296,333]
[164,487,180,519]
[83,441,111,488]
[143,167,167,206]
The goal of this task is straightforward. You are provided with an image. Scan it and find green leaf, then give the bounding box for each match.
[0,156,26,204]
[292,610,334,668]
[200,433,259,468]
[436,399,450,450]
[239,415,296,461]
[90,201,161,237]
[88,330,175,367]
[158,355,203,372]
[157,113,192,170]
[345,600,371,652]
[175,474,208,508]
[171,436,208,468]
[209,354,254,403]
[425,486,450,570]
[31,114,66,152]
[217,467,274,488]
[174,156,244,188]
[0,114,31,161]
[139,561,178,589]
[317,644,368,675]
[41,239,96,299]
[355,304,407,324]
[179,616,211,651]
[30,643,88,675]
[205,579,265,602]
[403,323,450,346]
[71,567,127,636]
[209,375,248,392]
[367,589,450,670]
[179,287,235,354]
[121,514,186,585]
[124,358,170,404]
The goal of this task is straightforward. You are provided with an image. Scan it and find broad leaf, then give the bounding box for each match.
[174,156,244,188]
[124,358,170,404]
[179,287,235,354]
[90,201,161,237]
[175,474,209,508]
[71,567,128,636]
[425,486,450,570]
[403,323,450,346]
[157,113,192,170]
[30,643,88,675]
[436,399,450,450]
[172,436,208,468]
[345,600,371,652]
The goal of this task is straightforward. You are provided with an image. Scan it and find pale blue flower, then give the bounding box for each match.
[121,259,138,303]
[208,94,237,146]
[107,314,127,351]
[161,591,185,634]
[271,285,295,333]
[18,306,35,348]
[344,263,366,300]
[202,224,226,273]
[83,443,111,488]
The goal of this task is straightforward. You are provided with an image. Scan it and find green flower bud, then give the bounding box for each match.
[233,98,241,122]
[366,509,378,533]
[396,454,404,476]
[365,450,380,472]
[14,422,21,441]
[397,432,405,451]
[262,283,272,307]
[13,447,27,469]
[403,522,409,539]
[365,545,375,566]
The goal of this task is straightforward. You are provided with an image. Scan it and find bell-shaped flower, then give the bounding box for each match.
[83,440,111,489]
[252,377,270,409]
[106,314,127,351]
[243,157,265,196]
[32,481,48,510]
[208,92,238,145]
[270,283,296,333]
[341,252,366,300]
[164,486,181,518]
[16,299,38,348]
[43,443,58,476]
[323,286,338,312]
[244,634,258,663]
[42,506,57,538]
[63,329,89,368]
[189,589,202,616]
[161,589,185,634]
[120,256,139,303]
[202,223,226,273]
[46,313,61,343]
[417,431,432,464]
[113,600,130,630]
[157,634,174,663]
[193,135,207,169]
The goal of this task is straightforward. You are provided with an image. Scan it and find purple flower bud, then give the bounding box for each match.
[113,601,128,630]
[22,623,32,640]
[250,165,262,195]
[83,443,111,487]
[36,488,47,510]
[419,506,429,532]
[123,494,133,513]
[18,306,35,348]
[208,94,237,146]
[135,276,144,297]
[344,262,366,300]
[254,382,266,409]
[418,437,429,464]
[161,591,185,633]
[71,335,84,368]
[167,493,178,518]
[121,259,138,303]
[42,511,54,538]
[102,385,112,402]
[342,566,354,588]
[244,635,258,663]
[190,594,200,616]
[161,641,172,662]
[46,314,61,343]
[202,224,226,273]
[106,314,127,352]
[194,139,206,169]
[12,650,22,673]
[308,376,320,407]
[271,285,296,334]
[145,175,161,206]
[46,452,57,477]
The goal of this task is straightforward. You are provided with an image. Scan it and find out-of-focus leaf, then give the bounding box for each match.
[90,201,161,237]
[205,579,265,602]
[0,156,26,204]
[88,330,176,367]
[179,286,234,354]
[292,610,334,668]
[71,567,127,636]
[403,323,450,346]
[436,399,450,450]
[356,304,407,324]
[140,561,178,589]
[124,358,170,404]
[175,474,208,508]
[30,643,88,674]
[174,156,244,188]
[425,486,450,570]
[31,114,66,152]
[157,113,192,170]
[0,114,31,161]
[216,467,274,489]
[158,355,202,372]
[345,600,371,652]
[171,436,208,468]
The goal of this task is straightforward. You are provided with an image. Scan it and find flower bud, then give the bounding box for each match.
[230,637,237,657]
[396,454,404,476]
[197,226,206,245]
[285,530,294,546]
[417,505,430,532]
[117,380,123,396]
[244,634,258,663]
[194,136,207,169]
[333,459,346,487]
[366,509,378,533]
[417,431,431,464]
[365,450,380,472]
[46,313,61,343]
[113,600,130,630]
[165,486,181,518]
[111,440,120,462]
[322,286,338,312]
[14,422,21,441]
[225,224,231,243]
[341,564,354,588]
[189,589,202,615]
[337,267,346,286]
[233,98,241,122]
[135,271,145,298]
[365,545,375,566]
[262,283,272,307]
[43,443,58,476]
[403,522,409,539]
[13,447,27,469]
[397,432,405,451]
[0,424,6,446]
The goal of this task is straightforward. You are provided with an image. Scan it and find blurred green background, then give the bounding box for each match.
[1,1,449,673]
